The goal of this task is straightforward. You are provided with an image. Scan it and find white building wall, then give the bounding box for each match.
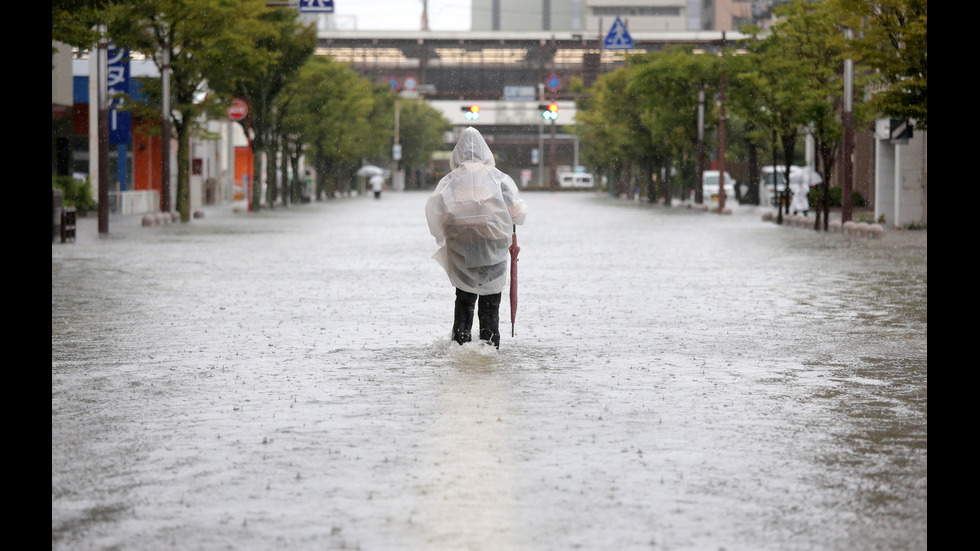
[587,0,689,33]
[52,42,74,107]
[874,136,896,227]
[874,119,927,229]
[896,131,926,228]
[472,0,694,32]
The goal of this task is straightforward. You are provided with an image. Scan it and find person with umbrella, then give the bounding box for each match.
[425,127,527,349]
[789,166,822,217]
[369,172,385,200]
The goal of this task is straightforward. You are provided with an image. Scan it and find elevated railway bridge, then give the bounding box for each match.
[316,29,745,187]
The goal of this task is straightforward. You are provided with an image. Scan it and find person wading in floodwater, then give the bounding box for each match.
[370,173,385,200]
[424,127,527,349]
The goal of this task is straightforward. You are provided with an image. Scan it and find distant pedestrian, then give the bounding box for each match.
[790,167,820,216]
[370,174,385,200]
[425,127,527,349]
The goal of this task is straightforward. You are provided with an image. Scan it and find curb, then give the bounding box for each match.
[761,211,886,239]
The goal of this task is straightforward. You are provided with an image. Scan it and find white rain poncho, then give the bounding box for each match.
[425,127,527,295]
[789,167,821,214]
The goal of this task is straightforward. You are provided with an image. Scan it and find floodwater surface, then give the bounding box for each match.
[52,191,926,550]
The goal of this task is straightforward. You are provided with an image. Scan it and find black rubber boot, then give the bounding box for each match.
[452,289,477,345]
[477,293,501,349]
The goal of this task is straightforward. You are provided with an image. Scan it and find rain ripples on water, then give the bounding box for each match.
[52,191,925,551]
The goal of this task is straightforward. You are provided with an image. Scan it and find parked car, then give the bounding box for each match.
[558,172,595,189]
[702,170,735,206]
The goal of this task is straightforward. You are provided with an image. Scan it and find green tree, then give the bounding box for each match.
[396,99,451,189]
[361,84,398,185]
[725,51,770,205]
[573,66,649,197]
[107,0,271,221]
[276,79,306,205]
[740,18,812,221]
[205,4,317,210]
[52,1,127,54]
[570,69,629,194]
[284,56,376,199]
[630,47,717,204]
[830,0,926,129]
[771,0,870,230]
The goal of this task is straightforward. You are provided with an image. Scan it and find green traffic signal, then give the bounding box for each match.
[462,104,480,120]
[541,102,558,120]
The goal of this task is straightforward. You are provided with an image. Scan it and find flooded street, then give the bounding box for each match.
[52,191,926,550]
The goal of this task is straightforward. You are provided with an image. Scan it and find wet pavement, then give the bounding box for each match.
[52,191,927,550]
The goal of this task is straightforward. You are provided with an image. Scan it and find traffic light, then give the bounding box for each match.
[540,102,559,120]
[462,104,480,120]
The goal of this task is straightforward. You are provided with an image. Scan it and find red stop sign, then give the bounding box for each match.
[227,98,248,121]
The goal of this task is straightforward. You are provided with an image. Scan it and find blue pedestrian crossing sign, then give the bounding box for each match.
[299,0,334,13]
[604,17,634,50]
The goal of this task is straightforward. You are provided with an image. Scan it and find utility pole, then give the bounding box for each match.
[97,25,110,234]
[392,99,402,191]
[161,42,172,214]
[697,86,705,204]
[717,31,727,213]
[841,27,854,225]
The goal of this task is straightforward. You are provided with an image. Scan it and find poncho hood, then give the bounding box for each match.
[450,127,495,170]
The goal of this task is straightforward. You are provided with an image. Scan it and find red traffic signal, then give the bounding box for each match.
[462,104,480,120]
[540,102,559,120]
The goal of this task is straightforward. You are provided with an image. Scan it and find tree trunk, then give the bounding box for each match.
[251,148,263,210]
[645,157,656,204]
[289,144,303,203]
[780,132,796,216]
[279,134,289,208]
[744,123,759,205]
[265,146,278,208]
[175,118,191,222]
[619,158,631,198]
[314,149,328,200]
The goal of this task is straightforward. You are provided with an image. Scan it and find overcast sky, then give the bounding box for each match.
[329,0,472,31]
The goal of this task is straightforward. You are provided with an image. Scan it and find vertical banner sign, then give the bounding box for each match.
[107,47,131,145]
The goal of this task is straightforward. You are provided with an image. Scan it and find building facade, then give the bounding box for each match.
[469,1,757,33]
[52,4,926,226]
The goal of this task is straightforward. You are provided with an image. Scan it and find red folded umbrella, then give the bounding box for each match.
[509,226,520,337]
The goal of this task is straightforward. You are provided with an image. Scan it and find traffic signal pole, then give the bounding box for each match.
[549,114,556,191]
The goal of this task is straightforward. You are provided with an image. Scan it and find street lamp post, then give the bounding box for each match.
[161,42,172,214]
[697,86,705,204]
[392,99,401,192]
[97,25,110,234]
[841,27,854,225]
[717,32,727,213]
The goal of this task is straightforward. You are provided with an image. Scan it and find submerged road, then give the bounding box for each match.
[52,191,927,550]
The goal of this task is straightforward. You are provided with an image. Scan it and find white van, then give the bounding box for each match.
[702,170,735,205]
[558,173,595,189]
[760,165,801,206]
